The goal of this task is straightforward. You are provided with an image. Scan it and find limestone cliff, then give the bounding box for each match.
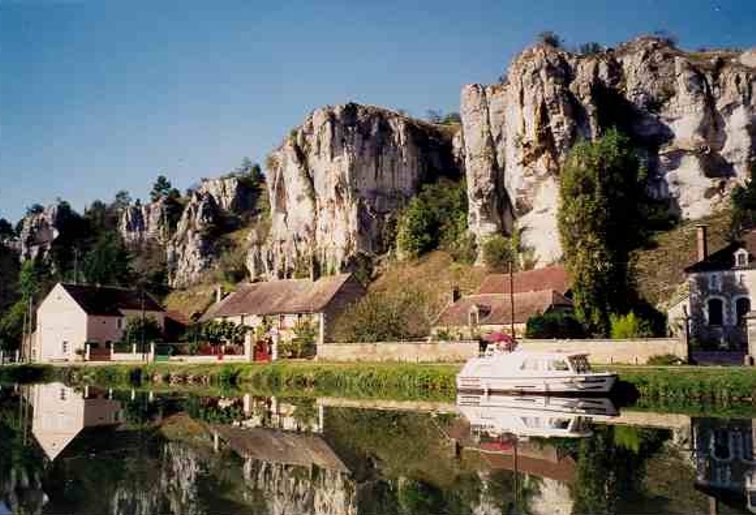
[117,175,259,288]
[247,103,459,279]
[463,36,755,265]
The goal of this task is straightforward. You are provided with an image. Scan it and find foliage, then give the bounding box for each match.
[557,129,644,335]
[525,311,586,339]
[0,218,14,240]
[192,320,249,347]
[395,179,468,260]
[330,288,429,343]
[579,41,603,55]
[83,233,133,286]
[646,354,686,366]
[279,319,318,358]
[481,234,518,271]
[609,311,653,339]
[150,175,181,203]
[730,161,756,235]
[537,30,562,48]
[122,316,163,347]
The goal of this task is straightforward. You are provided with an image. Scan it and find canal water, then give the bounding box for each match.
[1,383,754,514]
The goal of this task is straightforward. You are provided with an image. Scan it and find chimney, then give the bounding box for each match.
[696,224,708,262]
[215,285,223,304]
[451,286,461,304]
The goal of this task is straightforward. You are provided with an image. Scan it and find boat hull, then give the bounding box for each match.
[456,372,617,394]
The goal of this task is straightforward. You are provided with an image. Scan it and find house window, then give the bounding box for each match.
[62,341,69,354]
[709,274,720,291]
[59,388,67,401]
[736,297,751,326]
[707,298,724,326]
[468,309,479,327]
[736,249,749,267]
[117,318,123,330]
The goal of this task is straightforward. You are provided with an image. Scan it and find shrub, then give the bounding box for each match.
[646,354,686,366]
[482,234,517,271]
[280,319,318,358]
[525,311,586,339]
[330,289,429,342]
[395,179,468,261]
[537,31,562,48]
[609,312,653,339]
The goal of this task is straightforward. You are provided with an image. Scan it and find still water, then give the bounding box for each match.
[1,383,755,515]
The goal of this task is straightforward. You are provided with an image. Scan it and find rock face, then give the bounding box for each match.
[463,37,755,265]
[119,200,169,246]
[18,204,67,261]
[167,176,257,287]
[116,176,258,288]
[247,103,459,279]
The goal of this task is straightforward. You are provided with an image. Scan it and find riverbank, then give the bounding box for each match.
[2,361,756,405]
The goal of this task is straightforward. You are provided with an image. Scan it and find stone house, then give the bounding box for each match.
[201,273,365,346]
[432,266,573,339]
[676,226,756,349]
[34,283,165,362]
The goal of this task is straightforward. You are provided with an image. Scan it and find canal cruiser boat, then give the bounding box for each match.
[456,350,617,394]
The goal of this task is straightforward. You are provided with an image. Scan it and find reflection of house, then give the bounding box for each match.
[34,283,165,362]
[202,274,365,345]
[239,395,322,433]
[692,417,756,513]
[433,266,572,339]
[674,226,756,349]
[26,383,122,461]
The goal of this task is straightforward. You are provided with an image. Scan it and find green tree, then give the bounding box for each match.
[150,175,180,202]
[525,311,586,338]
[113,190,132,210]
[730,161,756,235]
[122,316,163,349]
[481,234,518,271]
[537,30,562,47]
[395,179,468,260]
[0,218,14,240]
[609,311,653,339]
[82,234,133,286]
[557,129,643,335]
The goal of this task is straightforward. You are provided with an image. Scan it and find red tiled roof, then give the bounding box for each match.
[202,274,356,319]
[477,265,570,295]
[434,290,572,327]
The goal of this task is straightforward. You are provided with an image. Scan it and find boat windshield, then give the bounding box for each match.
[570,355,591,373]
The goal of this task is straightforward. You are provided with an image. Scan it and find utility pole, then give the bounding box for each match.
[509,261,515,341]
[140,288,146,360]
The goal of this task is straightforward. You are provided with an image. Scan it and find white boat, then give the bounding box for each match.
[456,350,617,394]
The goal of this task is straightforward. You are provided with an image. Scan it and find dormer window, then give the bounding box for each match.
[735,249,749,268]
[709,274,720,291]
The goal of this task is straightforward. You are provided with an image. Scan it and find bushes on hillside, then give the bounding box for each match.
[482,234,517,271]
[329,289,429,343]
[396,179,471,262]
[525,311,586,339]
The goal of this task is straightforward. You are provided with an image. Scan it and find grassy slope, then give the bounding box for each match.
[633,210,731,307]
[368,250,488,321]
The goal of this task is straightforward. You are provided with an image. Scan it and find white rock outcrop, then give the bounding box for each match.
[248,103,459,279]
[463,37,755,265]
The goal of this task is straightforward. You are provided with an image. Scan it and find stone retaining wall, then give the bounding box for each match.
[319,337,686,364]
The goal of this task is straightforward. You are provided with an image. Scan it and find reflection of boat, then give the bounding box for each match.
[457,393,618,418]
[456,350,617,394]
[458,401,598,439]
[746,470,756,513]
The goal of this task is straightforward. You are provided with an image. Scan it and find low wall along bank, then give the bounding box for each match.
[318,337,686,364]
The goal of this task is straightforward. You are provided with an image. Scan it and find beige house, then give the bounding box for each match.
[34,283,165,362]
[202,274,365,345]
[433,266,573,339]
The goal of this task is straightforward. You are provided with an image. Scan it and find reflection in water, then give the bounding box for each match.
[1,384,756,514]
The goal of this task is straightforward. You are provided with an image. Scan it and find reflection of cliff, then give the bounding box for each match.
[215,425,356,515]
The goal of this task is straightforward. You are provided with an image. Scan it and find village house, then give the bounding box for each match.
[33,283,165,362]
[201,273,365,347]
[670,226,756,349]
[432,266,573,339]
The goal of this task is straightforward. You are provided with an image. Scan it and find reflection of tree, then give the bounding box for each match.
[572,426,669,514]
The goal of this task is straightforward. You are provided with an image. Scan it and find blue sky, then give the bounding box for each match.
[1,0,754,222]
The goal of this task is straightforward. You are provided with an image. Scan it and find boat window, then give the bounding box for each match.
[551,360,569,371]
[520,359,542,371]
[570,356,591,373]
[551,418,570,429]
